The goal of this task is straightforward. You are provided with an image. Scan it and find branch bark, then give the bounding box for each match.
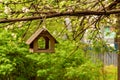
[1,9,120,23]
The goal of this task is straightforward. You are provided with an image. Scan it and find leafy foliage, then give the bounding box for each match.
[0,29,104,80]
[0,0,118,80]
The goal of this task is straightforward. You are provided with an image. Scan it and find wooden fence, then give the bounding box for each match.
[90,53,118,66]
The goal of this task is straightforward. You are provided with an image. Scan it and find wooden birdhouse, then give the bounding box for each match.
[26,28,58,53]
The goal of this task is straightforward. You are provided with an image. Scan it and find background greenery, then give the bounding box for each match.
[0,0,118,80]
[0,28,116,80]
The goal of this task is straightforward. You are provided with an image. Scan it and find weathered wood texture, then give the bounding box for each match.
[90,53,118,66]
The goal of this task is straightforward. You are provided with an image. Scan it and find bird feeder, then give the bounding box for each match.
[26,28,58,53]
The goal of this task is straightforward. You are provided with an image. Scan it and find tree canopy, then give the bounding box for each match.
[0,0,119,80]
[0,0,119,40]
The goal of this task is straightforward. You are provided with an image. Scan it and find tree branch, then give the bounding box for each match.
[1,9,120,23]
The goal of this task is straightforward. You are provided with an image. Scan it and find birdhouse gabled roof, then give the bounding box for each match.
[26,28,58,45]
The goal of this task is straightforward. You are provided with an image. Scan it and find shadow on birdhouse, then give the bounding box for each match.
[26,28,58,53]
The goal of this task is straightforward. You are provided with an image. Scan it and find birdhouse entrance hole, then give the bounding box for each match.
[38,37,46,49]
[38,37,50,50]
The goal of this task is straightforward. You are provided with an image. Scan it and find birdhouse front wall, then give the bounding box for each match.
[33,38,39,52]
[30,35,55,53]
[27,29,57,53]
[42,34,55,51]
[49,38,55,50]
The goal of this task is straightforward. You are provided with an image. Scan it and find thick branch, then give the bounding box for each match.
[1,9,120,23]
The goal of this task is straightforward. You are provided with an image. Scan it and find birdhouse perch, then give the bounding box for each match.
[26,28,58,53]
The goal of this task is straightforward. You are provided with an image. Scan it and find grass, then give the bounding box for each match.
[102,65,117,80]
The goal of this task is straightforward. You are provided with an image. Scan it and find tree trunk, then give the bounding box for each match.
[116,13,120,80]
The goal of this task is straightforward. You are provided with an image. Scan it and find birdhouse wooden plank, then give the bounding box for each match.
[26,28,58,53]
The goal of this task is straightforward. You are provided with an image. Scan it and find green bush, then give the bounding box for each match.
[0,29,103,80]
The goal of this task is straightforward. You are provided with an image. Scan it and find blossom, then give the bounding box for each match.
[4,6,11,14]
[7,25,13,29]
[0,0,3,2]
[53,31,56,35]
[11,33,16,39]
[22,7,29,13]
[18,22,23,28]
